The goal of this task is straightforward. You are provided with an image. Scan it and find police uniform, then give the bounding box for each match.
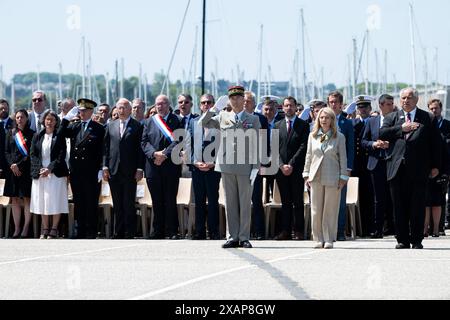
[59,98,105,238]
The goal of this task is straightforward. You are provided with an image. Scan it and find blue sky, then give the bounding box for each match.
[1,0,449,87]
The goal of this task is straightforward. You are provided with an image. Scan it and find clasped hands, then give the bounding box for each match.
[373,140,389,149]
[402,122,420,133]
[153,150,168,166]
[194,162,214,172]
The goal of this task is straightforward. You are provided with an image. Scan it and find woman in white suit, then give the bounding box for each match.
[303,107,348,249]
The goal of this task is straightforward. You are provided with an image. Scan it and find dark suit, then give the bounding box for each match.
[380,108,441,246]
[336,114,355,238]
[30,131,69,179]
[275,117,309,238]
[353,118,373,236]
[104,118,145,238]
[141,113,182,238]
[362,115,394,236]
[251,112,269,238]
[59,119,105,238]
[188,116,221,239]
[0,117,14,177]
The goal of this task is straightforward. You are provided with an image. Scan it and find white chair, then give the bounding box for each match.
[346,177,362,239]
[303,190,311,239]
[136,179,152,238]
[98,180,113,239]
[176,178,193,238]
[0,179,11,238]
[263,181,282,239]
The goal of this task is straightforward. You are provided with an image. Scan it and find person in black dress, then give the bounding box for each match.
[4,109,34,238]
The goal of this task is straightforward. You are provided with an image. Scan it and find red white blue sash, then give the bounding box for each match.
[153,115,175,142]
[14,131,28,157]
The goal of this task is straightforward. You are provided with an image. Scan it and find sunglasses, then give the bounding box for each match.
[32,98,43,103]
[200,101,213,105]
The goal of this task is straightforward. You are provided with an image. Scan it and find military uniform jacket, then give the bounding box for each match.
[59,119,105,175]
[199,110,261,176]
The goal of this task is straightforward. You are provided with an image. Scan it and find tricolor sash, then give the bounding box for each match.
[14,131,28,157]
[153,115,175,142]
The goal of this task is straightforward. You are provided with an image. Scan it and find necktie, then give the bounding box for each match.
[81,121,87,133]
[183,116,189,129]
[235,114,239,123]
[287,120,292,135]
[405,113,412,140]
[36,114,41,132]
[120,120,125,138]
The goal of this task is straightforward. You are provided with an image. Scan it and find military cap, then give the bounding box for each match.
[355,95,373,108]
[228,86,245,97]
[77,98,97,110]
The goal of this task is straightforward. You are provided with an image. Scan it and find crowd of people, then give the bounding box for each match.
[0,86,447,250]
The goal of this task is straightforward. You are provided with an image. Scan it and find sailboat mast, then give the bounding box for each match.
[201,0,206,94]
[365,30,369,95]
[257,24,263,102]
[409,3,417,88]
[139,63,143,98]
[105,73,110,105]
[11,79,15,111]
[58,63,63,100]
[120,58,124,98]
[37,65,41,91]
[301,9,307,104]
[352,38,357,97]
[82,36,86,97]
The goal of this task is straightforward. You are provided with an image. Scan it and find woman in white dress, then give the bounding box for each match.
[30,110,69,239]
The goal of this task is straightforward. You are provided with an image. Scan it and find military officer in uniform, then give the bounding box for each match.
[199,86,261,249]
[60,98,105,238]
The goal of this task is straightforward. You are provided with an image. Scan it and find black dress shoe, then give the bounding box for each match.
[255,233,265,241]
[412,243,424,249]
[209,233,221,240]
[169,234,179,240]
[222,240,239,249]
[273,231,291,241]
[239,240,253,248]
[192,234,206,240]
[148,233,164,240]
[395,243,410,249]
[370,232,383,239]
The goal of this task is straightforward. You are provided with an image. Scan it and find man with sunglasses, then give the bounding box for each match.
[187,94,222,240]
[177,94,199,180]
[29,91,48,133]
[177,94,199,130]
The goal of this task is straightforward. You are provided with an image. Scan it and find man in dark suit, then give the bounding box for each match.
[380,88,441,249]
[177,94,199,179]
[59,98,105,239]
[352,96,374,237]
[244,91,269,240]
[103,98,145,239]
[274,96,309,240]
[141,95,182,239]
[29,90,48,133]
[187,94,221,240]
[0,99,13,178]
[328,91,354,241]
[261,99,284,216]
[427,99,450,235]
[362,94,395,238]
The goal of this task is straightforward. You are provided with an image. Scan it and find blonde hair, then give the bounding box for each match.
[312,107,338,139]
